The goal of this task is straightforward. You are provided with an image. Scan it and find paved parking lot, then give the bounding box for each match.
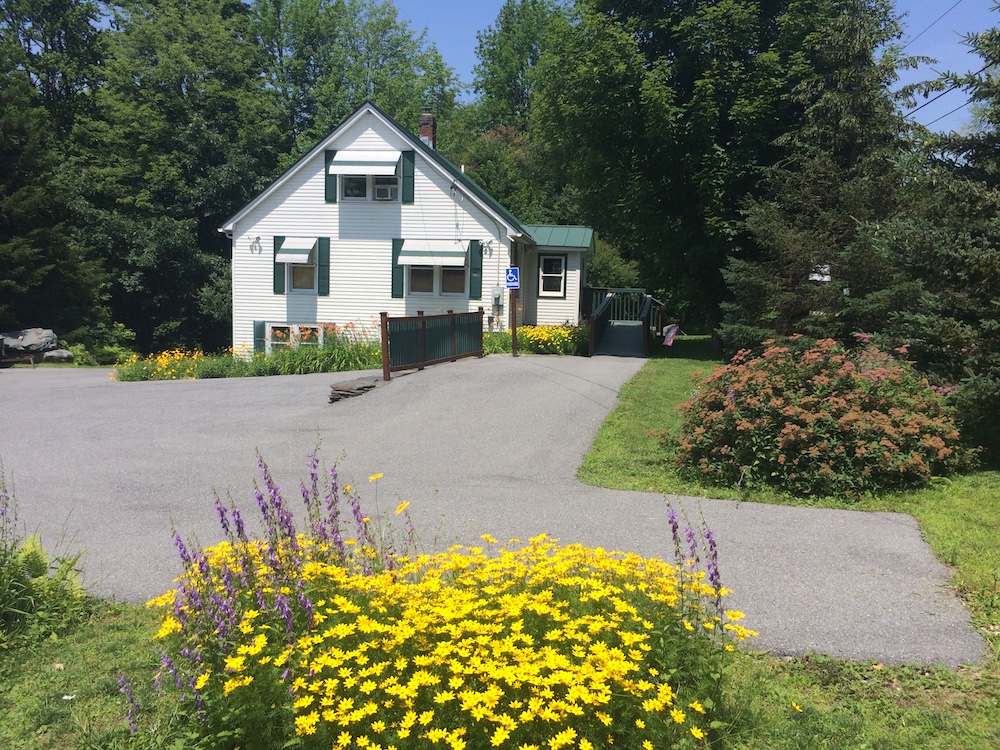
[0,357,986,666]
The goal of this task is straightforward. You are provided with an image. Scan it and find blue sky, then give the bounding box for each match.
[392,0,997,133]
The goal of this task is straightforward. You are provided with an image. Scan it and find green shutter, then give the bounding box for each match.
[273,236,286,294]
[253,320,265,353]
[318,237,330,296]
[469,240,482,300]
[324,150,337,203]
[401,150,415,204]
[391,238,404,298]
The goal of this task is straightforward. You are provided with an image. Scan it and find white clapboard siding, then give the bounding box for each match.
[534,251,584,327]
[230,108,515,352]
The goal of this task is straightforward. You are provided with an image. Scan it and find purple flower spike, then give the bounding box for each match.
[118,674,140,734]
[667,507,682,563]
[685,525,700,568]
[231,504,247,543]
[173,531,191,567]
[214,494,230,538]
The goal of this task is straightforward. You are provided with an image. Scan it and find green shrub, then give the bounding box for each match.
[669,337,976,498]
[483,329,512,354]
[0,468,89,648]
[949,372,1000,469]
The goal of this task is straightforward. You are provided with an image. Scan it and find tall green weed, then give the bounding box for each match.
[0,468,89,649]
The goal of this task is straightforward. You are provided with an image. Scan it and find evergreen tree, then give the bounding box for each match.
[719,0,912,350]
[0,71,108,336]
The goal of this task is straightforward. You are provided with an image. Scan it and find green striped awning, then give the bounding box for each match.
[395,238,467,266]
[275,237,317,264]
[327,150,401,175]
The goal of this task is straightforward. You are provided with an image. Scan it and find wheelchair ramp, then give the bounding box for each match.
[592,320,646,357]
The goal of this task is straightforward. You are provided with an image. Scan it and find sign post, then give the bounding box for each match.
[505,267,520,357]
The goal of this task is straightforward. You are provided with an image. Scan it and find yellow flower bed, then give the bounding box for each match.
[150,535,752,749]
[117,348,205,380]
[517,325,587,355]
[142,457,754,748]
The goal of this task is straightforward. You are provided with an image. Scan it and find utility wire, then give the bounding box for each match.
[904,61,991,118]
[925,100,974,126]
[901,0,968,51]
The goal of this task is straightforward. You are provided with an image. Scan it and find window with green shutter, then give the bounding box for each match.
[391,238,404,298]
[273,236,286,294]
[469,240,483,300]
[253,320,265,353]
[401,151,415,204]
[324,151,337,203]
[318,237,330,296]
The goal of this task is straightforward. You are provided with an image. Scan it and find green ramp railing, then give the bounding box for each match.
[380,308,484,381]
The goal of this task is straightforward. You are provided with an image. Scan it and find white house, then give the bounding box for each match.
[219,102,594,354]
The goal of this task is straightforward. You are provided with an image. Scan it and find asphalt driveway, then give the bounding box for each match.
[0,357,987,667]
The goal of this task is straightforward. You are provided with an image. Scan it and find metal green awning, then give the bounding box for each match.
[395,238,467,266]
[275,237,317,264]
[524,224,595,251]
[327,150,401,175]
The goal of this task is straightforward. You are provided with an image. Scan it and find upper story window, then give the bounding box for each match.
[342,175,368,199]
[341,174,399,202]
[326,149,413,205]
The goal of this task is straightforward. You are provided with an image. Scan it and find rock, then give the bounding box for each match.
[42,349,75,363]
[2,328,58,354]
[329,377,379,403]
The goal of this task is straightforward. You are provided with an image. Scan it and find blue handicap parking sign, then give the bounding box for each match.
[505,267,520,289]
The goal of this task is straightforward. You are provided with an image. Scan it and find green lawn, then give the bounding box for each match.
[579,336,1000,748]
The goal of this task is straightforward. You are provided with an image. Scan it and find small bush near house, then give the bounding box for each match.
[483,329,512,354]
[516,323,589,355]
[668,337,976,498]
[0,468,90,649]
[139,453,753,749]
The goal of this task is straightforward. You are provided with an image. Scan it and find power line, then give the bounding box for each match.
[904,61,991,118]
[925,100,973,127]
[902,0,968,51]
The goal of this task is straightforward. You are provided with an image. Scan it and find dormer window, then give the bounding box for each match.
[327,150,402,202]
[325,149,414,205]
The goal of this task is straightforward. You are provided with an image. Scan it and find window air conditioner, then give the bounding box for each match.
[375,185,395,201]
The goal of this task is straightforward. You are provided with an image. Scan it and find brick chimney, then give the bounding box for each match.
[419,106,436,150]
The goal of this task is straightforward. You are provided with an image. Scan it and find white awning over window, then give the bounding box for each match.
[327,150,401,175]
[276,237,317,264]
[396,239,467,266]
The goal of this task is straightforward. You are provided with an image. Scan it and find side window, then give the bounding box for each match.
[538,254,566,298]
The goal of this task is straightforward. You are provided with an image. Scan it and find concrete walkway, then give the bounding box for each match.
[0,358,986,667]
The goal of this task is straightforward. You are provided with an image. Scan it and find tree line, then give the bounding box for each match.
[2,0,998,459]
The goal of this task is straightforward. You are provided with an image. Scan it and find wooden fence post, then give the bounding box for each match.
[379,312,391,381]
[417,311,425,371]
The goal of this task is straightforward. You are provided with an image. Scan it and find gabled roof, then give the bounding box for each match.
[219,101,531,239]
[524,224,594,251]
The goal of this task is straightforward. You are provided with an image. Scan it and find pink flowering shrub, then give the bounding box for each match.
[670,337,976,498]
